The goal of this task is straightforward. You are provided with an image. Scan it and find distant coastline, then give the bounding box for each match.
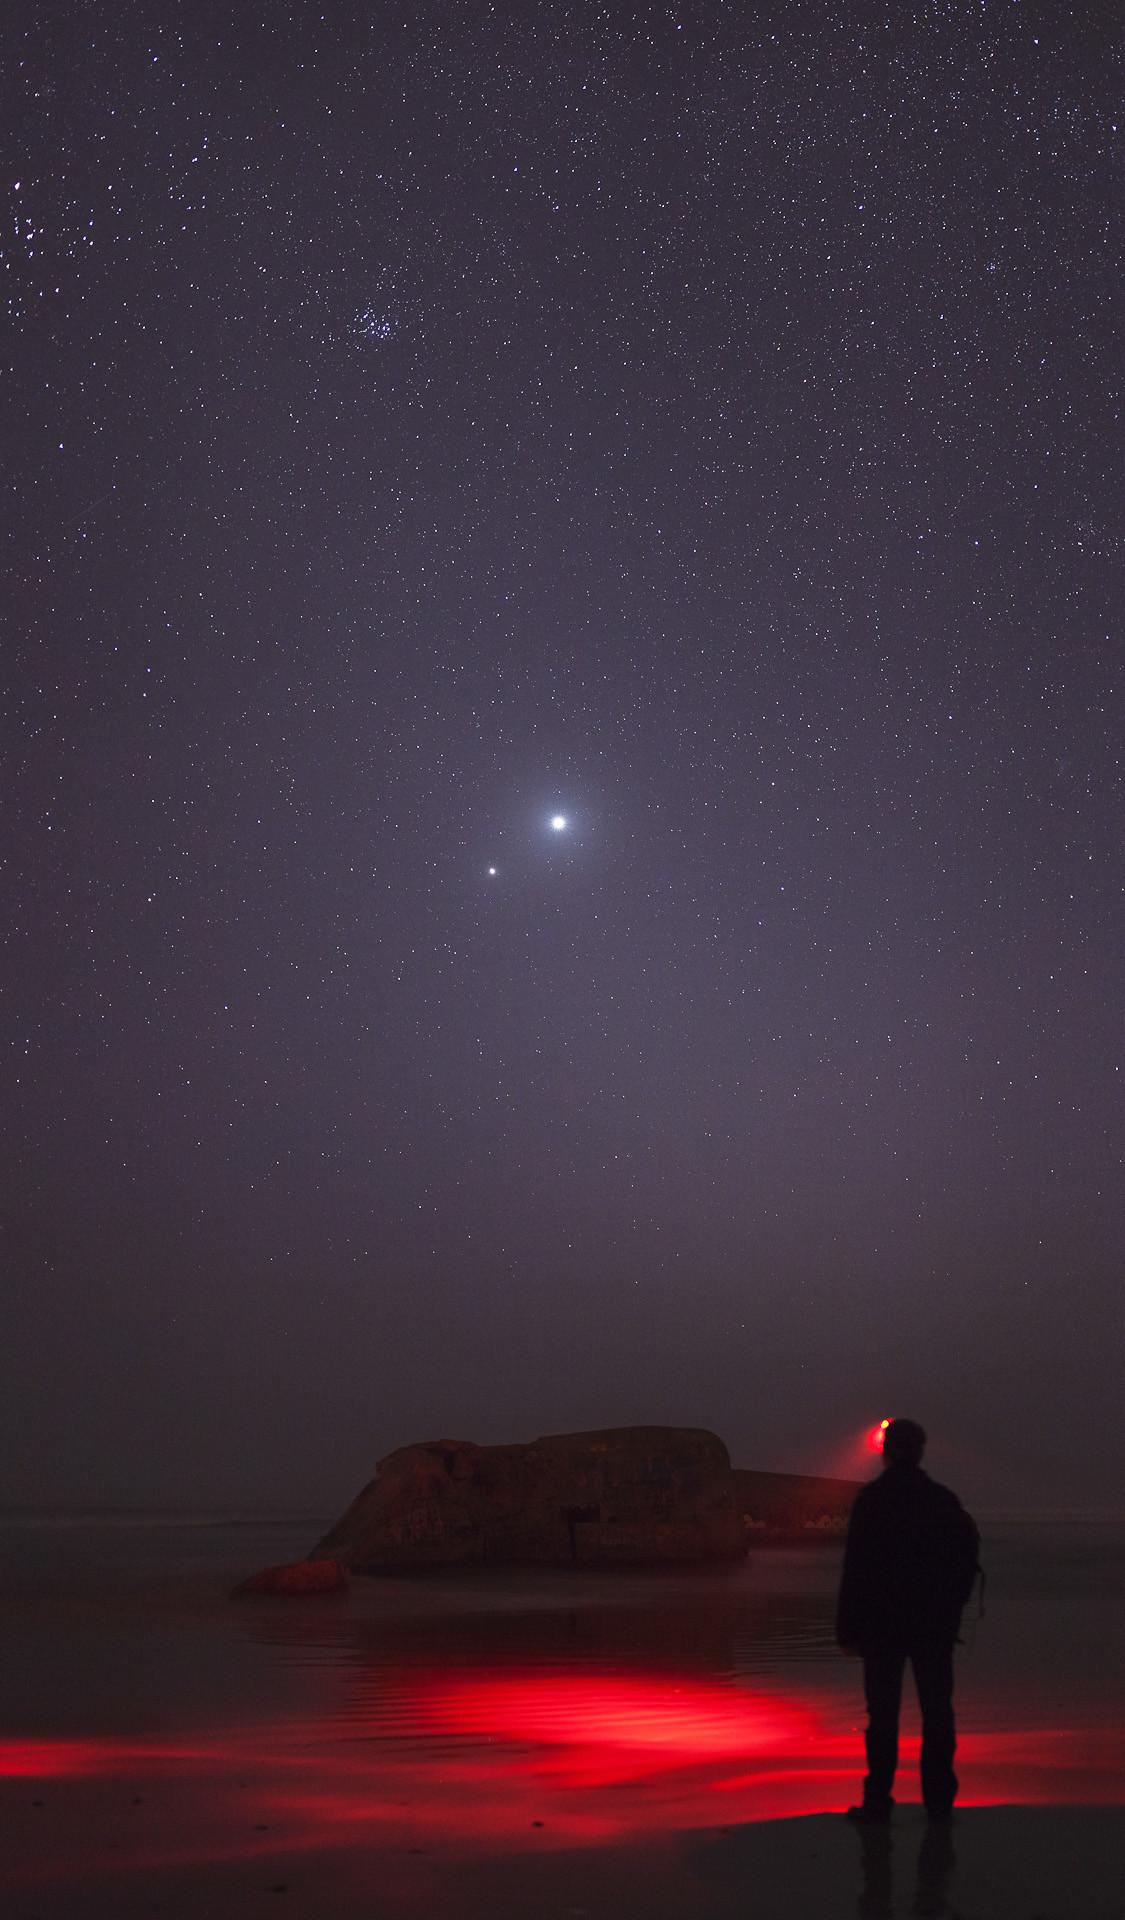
[0,1508,330,1530]
[3,1503,1123,1528]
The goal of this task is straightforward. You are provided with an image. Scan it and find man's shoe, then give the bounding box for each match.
[845,1801,892,1824]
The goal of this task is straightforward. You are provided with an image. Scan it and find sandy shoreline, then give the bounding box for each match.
[3,1776,1122,1919]
[3,1521,1122,1916]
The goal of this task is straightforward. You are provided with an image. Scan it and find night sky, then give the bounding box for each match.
[6,2,1122,1514]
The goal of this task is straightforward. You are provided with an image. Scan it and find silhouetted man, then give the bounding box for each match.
[836,1418,979,1823]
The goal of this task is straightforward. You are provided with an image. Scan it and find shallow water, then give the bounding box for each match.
[1,1514,1122,1891]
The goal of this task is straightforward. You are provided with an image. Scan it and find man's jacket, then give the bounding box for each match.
[836,1464,980,1652]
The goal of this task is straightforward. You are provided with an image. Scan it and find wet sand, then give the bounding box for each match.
[2,1516,1122,1917]
[3,1773,1123,1920]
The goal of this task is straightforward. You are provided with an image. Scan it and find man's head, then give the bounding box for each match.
[881,1418,927,1468]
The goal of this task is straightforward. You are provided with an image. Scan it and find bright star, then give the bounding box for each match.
[488,866,497,876]
[550,815,568,831]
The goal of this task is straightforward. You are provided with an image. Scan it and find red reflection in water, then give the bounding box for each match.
[0,1736,221,1778]
[430,1673,814,1756]
[3,1670,1123,1894]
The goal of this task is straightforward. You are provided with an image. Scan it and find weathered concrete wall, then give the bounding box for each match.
[734,1467,859,1539]
[315,1427,747,1571]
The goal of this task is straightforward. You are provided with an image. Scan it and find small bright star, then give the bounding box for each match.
[488,866,497,876]
[550,815,568,831]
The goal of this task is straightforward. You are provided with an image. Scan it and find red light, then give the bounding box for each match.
[868,1418,892,1453]
[426,1673,813,1762]
[2,1678,1123,1905]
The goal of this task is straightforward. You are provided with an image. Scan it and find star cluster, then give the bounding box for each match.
[5,1,1122,1507]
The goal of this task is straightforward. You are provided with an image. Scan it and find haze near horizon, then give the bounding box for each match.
[6,1,1122,1517]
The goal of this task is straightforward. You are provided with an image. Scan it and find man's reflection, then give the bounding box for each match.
[912,1818,956,1917]
[852,1818,958,1918]
[854,1819,893,1918]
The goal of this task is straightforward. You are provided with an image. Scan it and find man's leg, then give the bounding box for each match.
[862,1649,905,1811]
[912,1643,957,1815]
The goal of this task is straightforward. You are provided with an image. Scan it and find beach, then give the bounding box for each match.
[2,1515,1122,1917]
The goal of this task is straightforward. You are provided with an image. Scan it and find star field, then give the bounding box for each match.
[5,1,1122,1509]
